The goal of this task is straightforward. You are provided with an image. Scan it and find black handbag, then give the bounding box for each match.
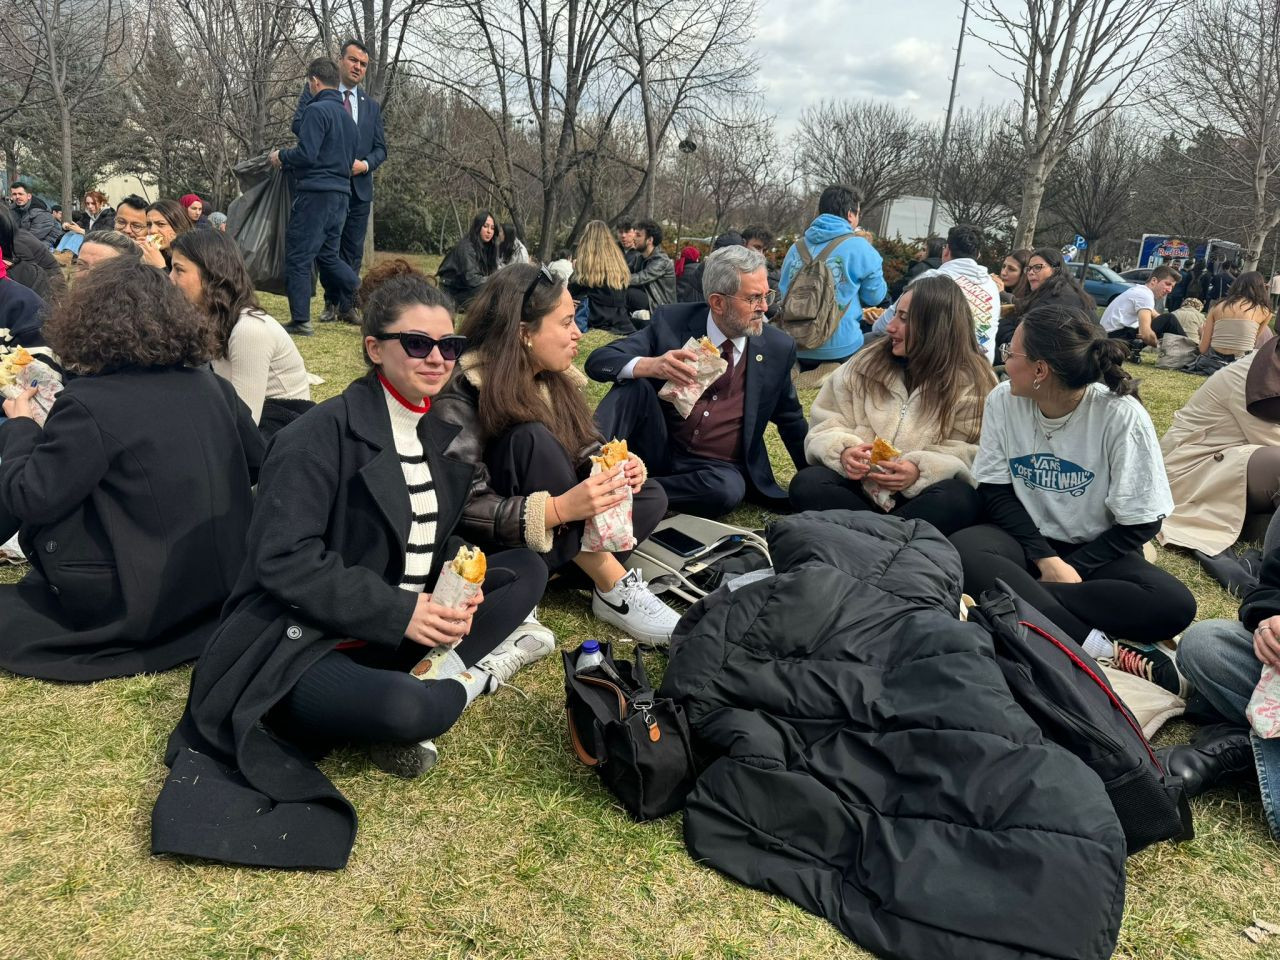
[563,640,696,821]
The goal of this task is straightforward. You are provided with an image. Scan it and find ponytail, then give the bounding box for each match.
[1021,303,1143,403]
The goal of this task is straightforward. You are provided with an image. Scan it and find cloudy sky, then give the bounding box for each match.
[754,0,1014,130]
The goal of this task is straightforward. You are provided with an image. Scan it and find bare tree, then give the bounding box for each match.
[1,0,147,212]
[974,0,1174,248]
[1155,0,1280,268]
[1045,112,1149,257]
[793,100,927,232]
[687,108,776,233]
[928,105,1021,233]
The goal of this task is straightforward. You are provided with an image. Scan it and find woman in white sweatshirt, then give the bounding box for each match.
[790,274,998,535]
[170,230,313,436]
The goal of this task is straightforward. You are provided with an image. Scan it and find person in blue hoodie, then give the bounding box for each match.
[269,58,358,336]
[778,185,887,368]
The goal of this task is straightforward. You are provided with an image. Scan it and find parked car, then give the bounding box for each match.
[1064,261,1134,306]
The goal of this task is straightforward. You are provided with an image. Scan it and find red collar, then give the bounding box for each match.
[378,371,429,414]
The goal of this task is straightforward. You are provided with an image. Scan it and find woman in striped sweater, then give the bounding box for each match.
[155,263,553,871]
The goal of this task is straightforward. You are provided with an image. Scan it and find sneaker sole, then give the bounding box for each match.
[368,742,437,779]
[590,600,677,646]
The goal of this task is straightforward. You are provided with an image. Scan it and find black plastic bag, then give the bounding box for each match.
[227,155,291,296]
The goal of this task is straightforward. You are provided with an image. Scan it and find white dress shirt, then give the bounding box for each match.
[619,311,745,380]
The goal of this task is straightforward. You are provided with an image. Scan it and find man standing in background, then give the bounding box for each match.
[293,39,387,324]
[271,58,359,337]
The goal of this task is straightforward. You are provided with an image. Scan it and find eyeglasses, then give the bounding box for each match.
[373,332,468,360]
[1025,263,1051,274]
[723,290,777,308]
[998,343,1027,362]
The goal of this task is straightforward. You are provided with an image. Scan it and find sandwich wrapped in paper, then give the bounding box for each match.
[1249,664,1280,738]
[658,336,728,418]
[0,345,63,427]
[862,436,903,511]
[583,439,637,553]
[430,544,487,614]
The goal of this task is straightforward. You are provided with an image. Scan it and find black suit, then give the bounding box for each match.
[585,301,808,516]
[293,81,388,304]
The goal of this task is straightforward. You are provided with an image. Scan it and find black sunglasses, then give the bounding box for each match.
[522,264,557,307]
[373,331,468,360]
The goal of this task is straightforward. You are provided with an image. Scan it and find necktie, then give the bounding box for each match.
[343,90,353,117]
[709,340,735,393]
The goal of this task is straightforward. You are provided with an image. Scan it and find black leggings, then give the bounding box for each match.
[789,466,980,536]
[949,524,1196,645]
[486,421,668,572]
[271,548,547,748]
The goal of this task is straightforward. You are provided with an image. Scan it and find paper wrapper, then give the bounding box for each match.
[582,461,635,553]
[0,358,63,427]
[430,561,483,613]
[860,476,897,512]
[658,337,727,418]
[1248,664,1280,737]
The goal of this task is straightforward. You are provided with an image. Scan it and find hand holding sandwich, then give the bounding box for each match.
[635,347,701,387]
[406,593,480,647]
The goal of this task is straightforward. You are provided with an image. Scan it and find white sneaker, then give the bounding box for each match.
[591,569,681,645]
[473,616,557,689]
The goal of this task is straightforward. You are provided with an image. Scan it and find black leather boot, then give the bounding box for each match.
[1157,723,1255,798]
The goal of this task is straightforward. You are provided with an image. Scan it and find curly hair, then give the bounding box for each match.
[170,230,260,358]
[44,258,216,374]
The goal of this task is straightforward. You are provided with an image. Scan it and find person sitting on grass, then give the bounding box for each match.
[74,230,142,276]
[432,262,681,646]
[789,275,998,535]
[0,257,263,682]
[1194,271,1276,366]
[1162,511,1280,828]
[950,304,1197,692]
[169,229,313,436]
[995,247,1094,359]
[568,219,636,334]
[1099,265,1179,360]
[436,210,499,309]
[153,262,552,871]
[136,198,193,272]
[586,244,808,518]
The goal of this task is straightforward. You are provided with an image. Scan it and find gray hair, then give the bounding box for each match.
[208,211,228,228]
[82,229,143,260]
[702,244,767,298]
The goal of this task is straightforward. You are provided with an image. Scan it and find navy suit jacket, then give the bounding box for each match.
[585,301,808,500]
[293,83,387,203]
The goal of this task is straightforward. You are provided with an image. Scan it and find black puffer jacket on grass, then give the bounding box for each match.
[660,511,1126,960]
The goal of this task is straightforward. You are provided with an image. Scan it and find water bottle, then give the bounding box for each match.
[576,639,605,673]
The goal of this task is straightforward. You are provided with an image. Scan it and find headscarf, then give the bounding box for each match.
[179,194,203,210]
[675,245,701,278]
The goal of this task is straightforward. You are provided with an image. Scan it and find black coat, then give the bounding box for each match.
[0,367,263,681]
[661,512,1126,960]
[1240,542,1280,629]
[9,228,66,302]
[437,237,493,307]
[152,372,477,869]
[584,301,808,501]
[996,281,1095,355]
[0,276,46,346]
[568,280,635,334]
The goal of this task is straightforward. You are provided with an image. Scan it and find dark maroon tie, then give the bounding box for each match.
[343,90,353,117]
[709,340,735,393]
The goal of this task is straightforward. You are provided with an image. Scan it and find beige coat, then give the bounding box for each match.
[804,351,986,498]
[1159,351,1280,553]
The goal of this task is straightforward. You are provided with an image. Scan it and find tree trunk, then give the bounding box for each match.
[363,208,376,273]
[1014,154,1050,249]
[58,97,74,216]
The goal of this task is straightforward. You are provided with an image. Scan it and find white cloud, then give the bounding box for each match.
[753,0,1016,131]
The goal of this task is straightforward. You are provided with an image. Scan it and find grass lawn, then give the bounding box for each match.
[3,259,1279,960]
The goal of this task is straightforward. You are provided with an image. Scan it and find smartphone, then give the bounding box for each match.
[649,526,705,558]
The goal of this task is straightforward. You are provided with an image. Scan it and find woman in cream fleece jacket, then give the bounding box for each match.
[790,275,998,535]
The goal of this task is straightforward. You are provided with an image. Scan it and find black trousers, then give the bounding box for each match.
[949,524,1196,645]
[594,377,761,517]
[486,421,667,572]
[789,466,980,536]
[1107,313,1184,346]
[320,194,371,310]
[271,548,546,748]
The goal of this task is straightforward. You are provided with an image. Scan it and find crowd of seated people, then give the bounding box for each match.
[5,172,1280,875]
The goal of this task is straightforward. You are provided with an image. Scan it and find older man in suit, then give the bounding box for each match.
[292,38,388,324]
[586,245,808,517]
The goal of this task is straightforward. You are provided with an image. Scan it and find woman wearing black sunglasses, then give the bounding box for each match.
[154,260,551,871]
[432,263,681,646]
